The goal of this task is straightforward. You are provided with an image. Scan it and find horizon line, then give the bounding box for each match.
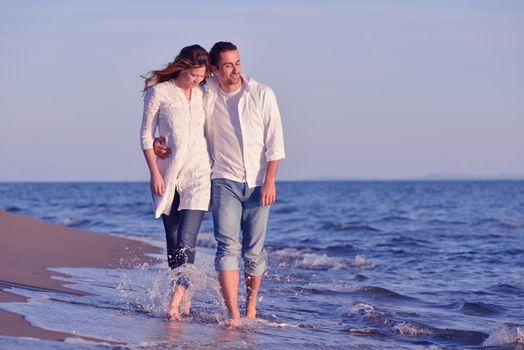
[1,176,524,183]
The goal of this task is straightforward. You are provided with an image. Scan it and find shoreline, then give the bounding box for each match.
[0,210,160,343]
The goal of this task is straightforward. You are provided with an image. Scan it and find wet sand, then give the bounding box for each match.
[0,210,160,342]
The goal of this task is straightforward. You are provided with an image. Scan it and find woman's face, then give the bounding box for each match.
[178,66,207,88]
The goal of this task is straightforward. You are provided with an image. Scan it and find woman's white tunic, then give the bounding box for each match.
[140,80,211,218]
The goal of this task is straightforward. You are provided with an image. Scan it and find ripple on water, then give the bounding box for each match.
[487,284,524,297]
[392,321,488,345]
[456,301,503,316]
[355,286,416,301]
[4,206,22,213]
[320,221,381,232]
[325,243,354,254]
[347,327,387,337]
[375,215,412,223]
[340,301,489,345]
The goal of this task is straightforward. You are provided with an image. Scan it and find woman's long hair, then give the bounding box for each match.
[142,44,210,92]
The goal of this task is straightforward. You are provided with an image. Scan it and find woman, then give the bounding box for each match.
[140,45,211,321]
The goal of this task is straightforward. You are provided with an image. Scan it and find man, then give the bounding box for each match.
[154,41,285,326]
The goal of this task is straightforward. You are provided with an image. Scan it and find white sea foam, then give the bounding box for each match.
[392,322,436,336]
[351,255,376,268]
[216,317,299,330]
[63,337,114,347]
[271,247,314,257]
[295,253,346,271]
[306,282,357,294]
[272,248,375,271]
[350,302,376,314]
[0,336,111,350]
[337,301,378,318]
[482,323,524,346]
[61,216,86,227]
[501,218,517,228]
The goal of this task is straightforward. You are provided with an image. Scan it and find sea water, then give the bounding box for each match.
[0,181,523,349]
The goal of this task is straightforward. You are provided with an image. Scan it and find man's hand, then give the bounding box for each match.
[260,160,279,206]
[260,180,276,207]
[153,137,172,159]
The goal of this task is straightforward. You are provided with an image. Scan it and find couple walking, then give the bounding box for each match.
[139,42,285,326]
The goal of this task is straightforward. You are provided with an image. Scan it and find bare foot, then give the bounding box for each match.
[226,318,241,327]
[166,311,181,321]
[167,285,185,321]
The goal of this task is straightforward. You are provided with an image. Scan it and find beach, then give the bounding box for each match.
[0,210,159,343]
[0,182,522,349]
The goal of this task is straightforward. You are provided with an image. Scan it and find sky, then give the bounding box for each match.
[1,0,523,181]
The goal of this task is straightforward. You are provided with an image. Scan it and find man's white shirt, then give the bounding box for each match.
[211,84,247,182]
[204,75,285,188]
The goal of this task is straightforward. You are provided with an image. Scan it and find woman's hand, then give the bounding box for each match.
[150,172,165,196]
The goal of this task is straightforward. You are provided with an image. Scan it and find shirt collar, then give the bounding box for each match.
[206,74,254,94]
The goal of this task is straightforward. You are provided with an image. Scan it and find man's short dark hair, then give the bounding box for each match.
[209,41,238,67]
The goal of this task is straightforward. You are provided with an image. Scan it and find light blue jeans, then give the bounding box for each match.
[211,178,270,276]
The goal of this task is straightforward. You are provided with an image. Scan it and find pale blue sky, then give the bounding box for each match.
[1,1,523,181]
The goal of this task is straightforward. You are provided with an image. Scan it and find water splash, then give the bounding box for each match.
[116,254,224,322]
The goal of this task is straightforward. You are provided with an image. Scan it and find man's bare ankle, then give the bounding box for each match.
[229,309,241,319]
[246,307,257,319]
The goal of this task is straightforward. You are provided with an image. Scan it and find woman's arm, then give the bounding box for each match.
[143,149,164,196]
[140,87,164,196]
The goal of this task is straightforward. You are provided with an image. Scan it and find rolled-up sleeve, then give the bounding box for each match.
[261,87,285,161]
[140,87,161,150]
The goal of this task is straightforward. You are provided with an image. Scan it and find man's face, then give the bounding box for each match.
[212,50,241,87]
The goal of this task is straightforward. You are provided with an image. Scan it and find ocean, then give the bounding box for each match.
[0,181,523,349]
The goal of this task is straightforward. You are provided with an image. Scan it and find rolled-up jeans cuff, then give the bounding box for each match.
[176,276,190,289]
[245,262,267,276]
[215,255,240,271]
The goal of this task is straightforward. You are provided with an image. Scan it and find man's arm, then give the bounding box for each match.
[259,87,285,207]
[260,160,279,206]
[261,88,285,162]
